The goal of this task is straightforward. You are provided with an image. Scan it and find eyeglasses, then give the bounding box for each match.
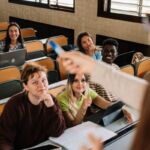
[73,79,87,83]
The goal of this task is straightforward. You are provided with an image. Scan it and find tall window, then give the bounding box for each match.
[9,0,75,12]
[98,0,150,22]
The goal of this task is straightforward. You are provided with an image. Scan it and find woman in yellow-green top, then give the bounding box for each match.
[56,73,111,127]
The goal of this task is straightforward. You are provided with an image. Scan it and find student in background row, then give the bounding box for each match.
[57,73,111,127]
[0,22,24,52]
[0,63,66,150]
[77,32,102,61]
[90,38,119,102]
[131,52,145,64]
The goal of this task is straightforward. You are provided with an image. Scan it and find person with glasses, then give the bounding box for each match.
[56,73,111,127]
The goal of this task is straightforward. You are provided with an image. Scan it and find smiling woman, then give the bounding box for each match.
[0,22,24,52]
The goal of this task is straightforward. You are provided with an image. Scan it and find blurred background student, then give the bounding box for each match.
[77,32,102,61]
[0,22,24,52]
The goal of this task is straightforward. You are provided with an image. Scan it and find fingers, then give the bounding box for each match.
[80,146,88,150]
[88,133,103,150]
[122,109,133,123]
[43,94,54,107]
[80,133,103,150]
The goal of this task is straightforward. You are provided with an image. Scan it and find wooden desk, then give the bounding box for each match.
[48,85,65,97]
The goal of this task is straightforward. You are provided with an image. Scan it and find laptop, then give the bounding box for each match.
[0,48,26,68]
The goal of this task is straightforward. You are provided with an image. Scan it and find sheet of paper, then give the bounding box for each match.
[49,121,117,150]
[91,62,149,110]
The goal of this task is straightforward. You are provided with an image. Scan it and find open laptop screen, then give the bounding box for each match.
[0,48,26,68]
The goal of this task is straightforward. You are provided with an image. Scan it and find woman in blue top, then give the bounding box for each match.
[77,32,102,61]
[0,22,24,52]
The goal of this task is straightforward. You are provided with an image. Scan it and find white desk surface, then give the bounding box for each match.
[38,38,48,44]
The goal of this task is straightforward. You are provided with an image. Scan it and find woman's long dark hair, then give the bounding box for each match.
[4,22,24,52]
[77,32,93,54]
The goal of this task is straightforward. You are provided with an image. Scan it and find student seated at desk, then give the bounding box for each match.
[0,62,66,150]
[90,38,119,102]
[0,22,24,52]
[77,32,102,61]
[56,73,112,127]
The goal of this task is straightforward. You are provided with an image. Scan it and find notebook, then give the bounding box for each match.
[49,121,117,150]
[0,48,26,68]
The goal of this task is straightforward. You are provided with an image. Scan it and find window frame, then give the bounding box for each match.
[97,0,144,23]
[9,0,75,13]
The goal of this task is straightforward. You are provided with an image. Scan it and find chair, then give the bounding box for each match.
[56,58,68,80]
[0,80,23,99]
[120,64,135,76]
[114,51,135,67]
[0,31,6,41]
[0,79,23,115]
[25,40,46,60]
[21,28,37,41]
[0,66,21,83]
[34,57,60,83]
[48,85,65,97]
[136,58,150,77]
[0,104,5,115]
[45,35,68,54]
[0,22,9,31]
[0,66,21,115]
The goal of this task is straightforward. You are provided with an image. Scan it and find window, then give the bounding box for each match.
[98,0,150,22]
[9,0,75,12]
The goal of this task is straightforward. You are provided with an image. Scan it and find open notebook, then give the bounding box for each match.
[49,121,117,150]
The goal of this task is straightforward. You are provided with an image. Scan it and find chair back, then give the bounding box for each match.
[25,40,45,60]
[46,35,68,54]
[0,66,21,83]
[136,58,150,77]
[21,28,37,41]
[120,64,135,76]
[0,80,23,99]
[57,59,68,80]
[0,31,6,41]
[34,57,60,83]
[0,22,9,31]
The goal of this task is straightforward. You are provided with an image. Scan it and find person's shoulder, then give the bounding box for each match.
[6,91,25,107]
[88,88,97,94]
[112,63,120,70]
[56,90,68,101]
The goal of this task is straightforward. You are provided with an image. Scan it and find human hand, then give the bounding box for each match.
[59,51,96,74]
[122,108,133,123]
[42,92,54,107]
[82,97,92,109]
[80,133,103,150]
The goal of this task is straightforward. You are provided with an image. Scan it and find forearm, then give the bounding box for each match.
[93,96,111,110]
[72,106,87,125]
[47,105,66,137]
